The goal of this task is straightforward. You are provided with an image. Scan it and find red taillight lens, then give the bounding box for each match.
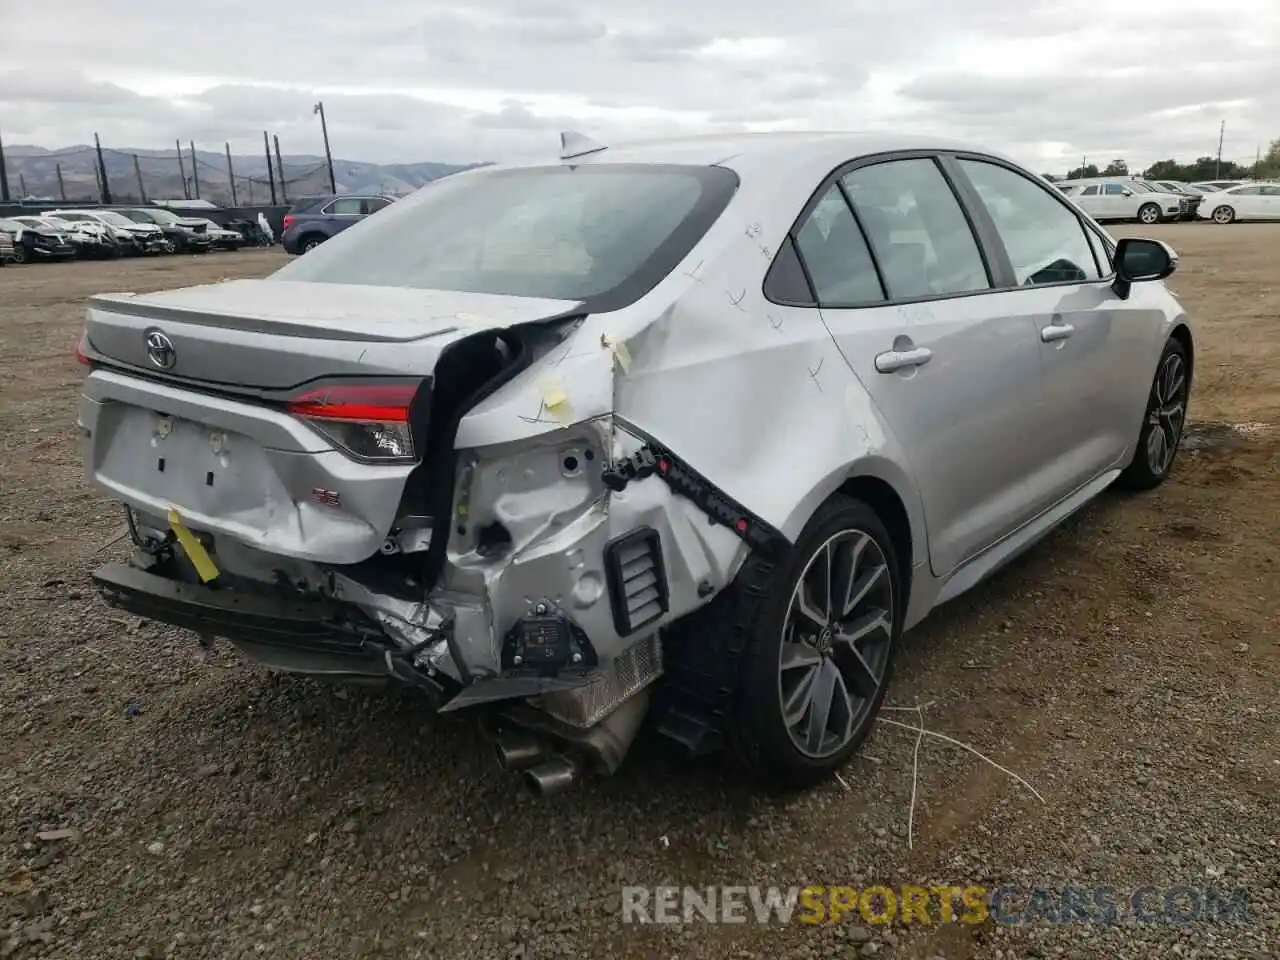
[286,383,419,461]
[76,333,91,366]
[282,215,295,232]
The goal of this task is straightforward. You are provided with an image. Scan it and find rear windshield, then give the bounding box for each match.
[271,163,740,311]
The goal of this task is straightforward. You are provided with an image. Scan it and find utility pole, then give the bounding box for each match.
[55,164,66,201]
[18,173,26,198]
[1215,120,1225,179]
[94,132,113,204]
[189,141,200,199]
[273,135,288,203]
[225,142,238,206]
[263,131,278,205]
[314,101,337,192]
[177,139,190,199]
[133,154,148,203]
[0,128,10,202]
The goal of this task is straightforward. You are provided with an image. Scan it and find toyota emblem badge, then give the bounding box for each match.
[145,330,176,370]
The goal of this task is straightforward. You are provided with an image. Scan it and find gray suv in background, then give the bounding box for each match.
[280,194,394,254]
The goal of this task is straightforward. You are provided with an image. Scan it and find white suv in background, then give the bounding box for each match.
[1058,179,1183,224]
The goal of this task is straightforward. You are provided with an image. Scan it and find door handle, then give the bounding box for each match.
[874,346,933,373]
[1040,323,1075,343]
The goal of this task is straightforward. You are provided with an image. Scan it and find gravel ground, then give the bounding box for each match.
[1,230,1276,959]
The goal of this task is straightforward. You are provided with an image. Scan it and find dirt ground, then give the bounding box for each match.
[0,230,1276,960]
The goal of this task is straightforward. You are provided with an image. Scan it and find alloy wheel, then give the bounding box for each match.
[778,529,895,759]
[1212,206,1234,224]
[1146,351,1187,476]
[1139,204,1160,224]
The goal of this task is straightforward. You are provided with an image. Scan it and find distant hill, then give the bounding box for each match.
[0,144,488,206]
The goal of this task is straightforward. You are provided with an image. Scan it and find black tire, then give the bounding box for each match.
[300,235,324,253]
[1116,337,1190,491]
[1211,205,1235,225]
[12,245,27,264]
[1137,203,1161,225]
[707,495,904,790]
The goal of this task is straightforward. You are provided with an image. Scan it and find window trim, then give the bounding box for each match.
[945,153,1116,288]
[762,148,1120,310]
[764,149,1002,310]
[321,197,368,216]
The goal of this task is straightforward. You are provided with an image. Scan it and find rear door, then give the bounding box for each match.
[806,154,1047,576]
[1258,184,1280,219]
[948,156,1149,511]
[323,197,365,235]
[1073,184,1106,219]
[1225,185,1263,219]
[1100,181,1136,219]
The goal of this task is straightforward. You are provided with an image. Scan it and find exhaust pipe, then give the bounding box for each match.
[494,728,546,771]
[523,754,581,797]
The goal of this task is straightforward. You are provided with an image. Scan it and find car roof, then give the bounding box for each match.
[495,130,1024,175]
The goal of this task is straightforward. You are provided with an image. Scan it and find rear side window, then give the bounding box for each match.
[273,164,739,312]
[363,198,391,213]
[793,185,884,305]
[326,198,365,215]
[840,158,989,300]
[957,159,1102,286]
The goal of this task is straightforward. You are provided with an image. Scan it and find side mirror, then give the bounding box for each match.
[1120,188,1133,196]
[1113,237,1177,299]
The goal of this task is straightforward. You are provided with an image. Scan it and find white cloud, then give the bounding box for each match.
[0,0,1277,172]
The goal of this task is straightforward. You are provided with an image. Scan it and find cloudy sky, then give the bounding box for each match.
[2,0,1277,173]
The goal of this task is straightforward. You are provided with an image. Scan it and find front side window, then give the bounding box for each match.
[958,159,1102,286]
[363,198,391,213]
[840,158,989,300]
[1103,182,1128,196]
[793,185,884,305]
[1081,185,1100,196]
[273,163,739,311]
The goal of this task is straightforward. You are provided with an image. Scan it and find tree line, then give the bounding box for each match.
[1045,137,1280,183]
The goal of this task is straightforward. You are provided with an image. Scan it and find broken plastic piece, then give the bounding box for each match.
[602,333,632,374]
[167,507,219,582]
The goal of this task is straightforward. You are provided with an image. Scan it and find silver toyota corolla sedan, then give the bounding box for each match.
[75,131,1192,794]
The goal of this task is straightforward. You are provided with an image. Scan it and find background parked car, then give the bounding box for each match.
[1057,179,1183,223]
[119,208,213,253]
[47,210,168,255]
[1125,179,1200,221]
[1191,180,1250,192]
[280,194,394,254]
[190,218,248,250]
[0,216,78,263]
[26,215,122,259]
[1197,182,1280,223]
[0,226,13,265]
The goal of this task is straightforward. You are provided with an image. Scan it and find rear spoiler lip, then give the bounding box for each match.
[86,294,466,344]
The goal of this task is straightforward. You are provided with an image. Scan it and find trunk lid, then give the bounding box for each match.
[78,280,583,566]
[85,279,582,391]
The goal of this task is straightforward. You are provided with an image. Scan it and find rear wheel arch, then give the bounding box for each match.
[835,475,914,619]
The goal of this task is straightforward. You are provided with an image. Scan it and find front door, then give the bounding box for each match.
[805,156,1048,576]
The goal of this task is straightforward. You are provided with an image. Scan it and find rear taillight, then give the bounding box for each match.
[76,333,90,366]
[282,215,295,232]
[286,382,419,462]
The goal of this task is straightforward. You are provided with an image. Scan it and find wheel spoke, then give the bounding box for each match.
[843,563,887,619]
[837,607,892,648]
[803,659,839,754]
[780,641,823,673]
[781,662,819,727]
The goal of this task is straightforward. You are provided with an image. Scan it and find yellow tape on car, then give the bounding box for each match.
[167,508,219,583]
